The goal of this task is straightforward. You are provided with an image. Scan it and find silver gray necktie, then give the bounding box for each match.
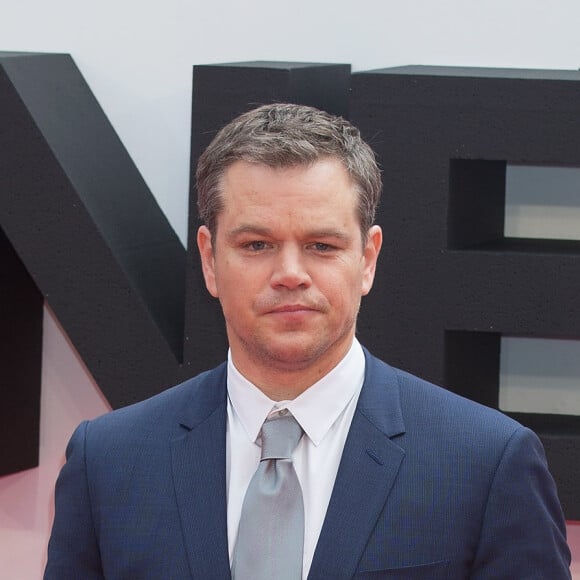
[232,410,305,580]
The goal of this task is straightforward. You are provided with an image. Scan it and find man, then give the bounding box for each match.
[45,103,571,579]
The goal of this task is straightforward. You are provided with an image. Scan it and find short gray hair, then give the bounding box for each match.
[196,103,381,244]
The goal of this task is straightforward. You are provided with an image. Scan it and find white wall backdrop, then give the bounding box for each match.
[1,0,580,577]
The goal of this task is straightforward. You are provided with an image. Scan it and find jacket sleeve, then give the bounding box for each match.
[470,426,571,579]
[44,420,104,579]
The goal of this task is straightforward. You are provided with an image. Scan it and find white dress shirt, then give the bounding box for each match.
[226,339,366,579]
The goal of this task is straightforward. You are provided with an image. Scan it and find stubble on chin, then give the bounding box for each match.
[241,318,357,376]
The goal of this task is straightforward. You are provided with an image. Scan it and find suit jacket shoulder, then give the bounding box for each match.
[45,363,231,580]
[80,362,228,451]
[315,350,571,579]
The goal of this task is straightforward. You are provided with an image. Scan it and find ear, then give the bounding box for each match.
[361,225,382,296]
[197,225,219,298]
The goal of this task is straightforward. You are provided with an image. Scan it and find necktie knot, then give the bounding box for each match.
[260,411,303,461]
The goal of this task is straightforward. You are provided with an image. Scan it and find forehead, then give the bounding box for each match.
[213,160,363,243]
[214,160,366,246]
[219,158,357,206]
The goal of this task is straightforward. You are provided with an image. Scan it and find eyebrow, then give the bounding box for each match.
[226,225,273,241]
[226,225,352,242]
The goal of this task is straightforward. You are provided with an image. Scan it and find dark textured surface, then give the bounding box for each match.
[0,55,350,473]
[0,52,188,417]
[0,227,43,474]
[351,65,580,518]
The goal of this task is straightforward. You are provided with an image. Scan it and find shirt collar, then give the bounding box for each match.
[227,339,365,446]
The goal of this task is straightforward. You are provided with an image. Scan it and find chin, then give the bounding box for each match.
[257,338,333,370]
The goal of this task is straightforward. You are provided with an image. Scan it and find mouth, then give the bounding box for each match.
[268,304,317,314]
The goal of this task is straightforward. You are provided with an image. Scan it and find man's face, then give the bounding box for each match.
[197,158,382,390]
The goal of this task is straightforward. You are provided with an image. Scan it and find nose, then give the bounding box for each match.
[270,245,312,290]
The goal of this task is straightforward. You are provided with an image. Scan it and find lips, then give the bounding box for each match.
[268,304,317,314]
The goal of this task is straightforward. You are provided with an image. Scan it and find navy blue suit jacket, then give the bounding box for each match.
[45,350,571,579]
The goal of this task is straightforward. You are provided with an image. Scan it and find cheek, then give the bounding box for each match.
[320,270,363,305]
[216,262,261,300]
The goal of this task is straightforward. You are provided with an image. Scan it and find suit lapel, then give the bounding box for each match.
[170,364,232,580]
[308,352,406,580]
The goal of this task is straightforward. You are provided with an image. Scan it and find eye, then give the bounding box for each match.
[312,242,333,252]
[245,240,268,251]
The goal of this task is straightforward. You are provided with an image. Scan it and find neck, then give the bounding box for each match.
[230,342,353,401]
